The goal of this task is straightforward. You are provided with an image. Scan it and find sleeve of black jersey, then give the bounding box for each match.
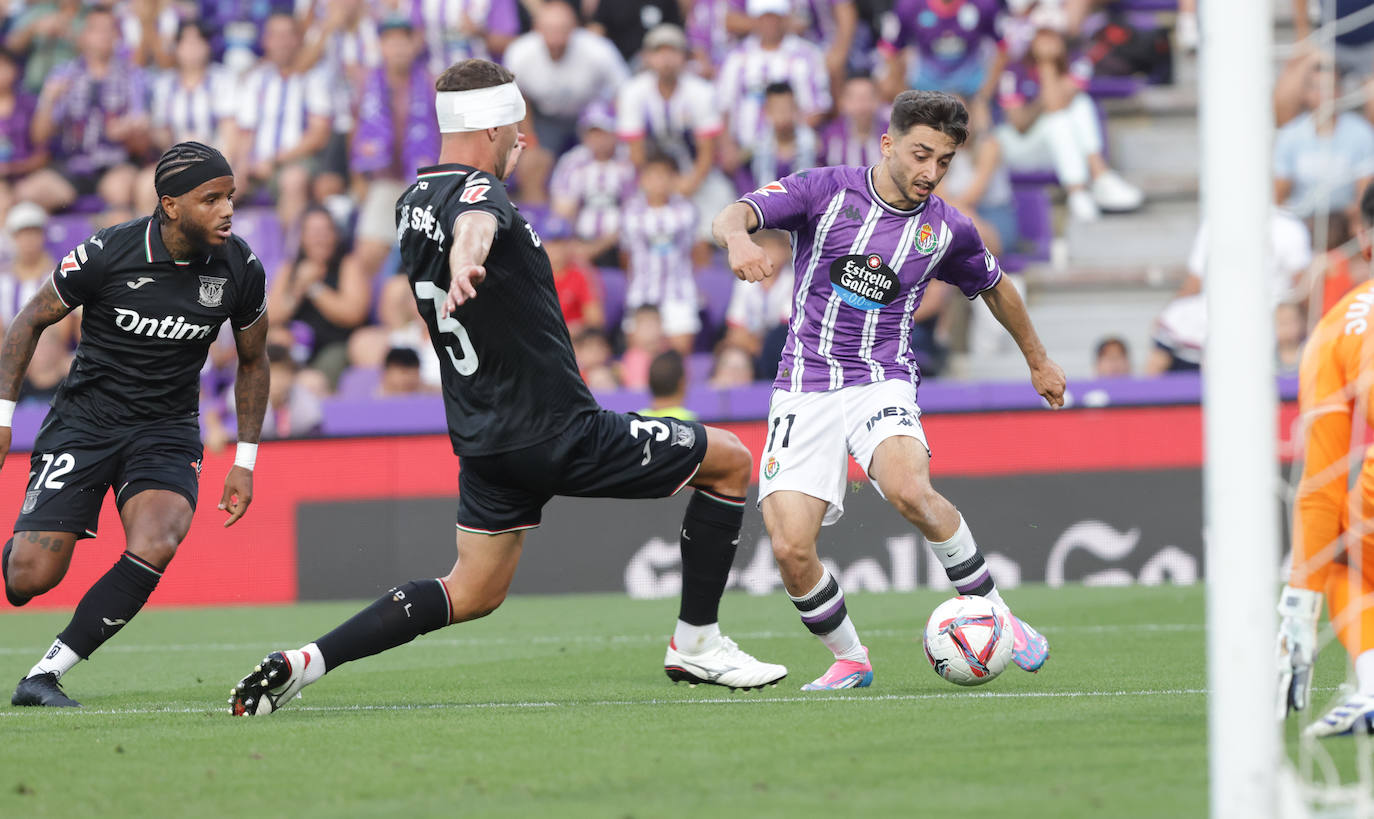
[445,172,515,236]
[50,227,114,308]
[231,246,268,330]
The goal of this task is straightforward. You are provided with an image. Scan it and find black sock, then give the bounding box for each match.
[678,490,745,626]
[314,579,451,670]
[57,551,162,658]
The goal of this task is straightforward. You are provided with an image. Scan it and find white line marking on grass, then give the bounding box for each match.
[0,623,1203,655]
[0,687,1215,717]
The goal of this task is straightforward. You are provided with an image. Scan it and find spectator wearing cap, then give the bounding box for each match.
[819,74,885,169]
[727,0,858,95]
[0,48,48,208]
[716,0,830,171]
[641,350,698,421]
[25,6,149,215]
[502,0,629,155]
[550,101,638,267]
[590,0,684,63]
[879,0,1007,108]
[233,12,332,230]
[616,23,734,252]
[745,82,819,192]
[0,202,56,329]
[543,213,605,334]
[348,16,439,283]
[5,0,81,95]
[620,154,700,355]
[411,0,522,76]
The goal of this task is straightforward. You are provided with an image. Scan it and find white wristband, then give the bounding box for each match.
[234,442,258,471]
[0,399,15,428]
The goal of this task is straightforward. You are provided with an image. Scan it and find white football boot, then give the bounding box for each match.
[664,635,787,691]
[1306,693,1374,738]
[230,649,312,716]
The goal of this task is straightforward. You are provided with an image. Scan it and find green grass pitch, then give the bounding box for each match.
[0,584,1360,817]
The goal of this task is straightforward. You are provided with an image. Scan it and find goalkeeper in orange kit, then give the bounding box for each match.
[1279,186,1374,737]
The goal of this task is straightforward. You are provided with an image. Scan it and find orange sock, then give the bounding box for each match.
[1324,562,1374,658]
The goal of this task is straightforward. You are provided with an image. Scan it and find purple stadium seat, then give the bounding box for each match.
[232,207,287,280]
[70,194,104,214]
[687,352,714,384]
[1087,76,1144,99]
[336,366,381,399]
[1012,186,1053,262]
[44,213,94,258]
[598,266,627,331]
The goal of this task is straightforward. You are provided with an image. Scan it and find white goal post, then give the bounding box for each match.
[1201,0,1280,817]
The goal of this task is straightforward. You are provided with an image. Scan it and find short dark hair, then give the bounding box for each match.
[1361,182,1374,231]
[648,350,686,398]
[436,59,515,93]
[641,150,678,176]
[764,81,794,99]
[1095,336,1129,360]
[175,20,211,45]
[384,347,421,369]
[889,90,969,146]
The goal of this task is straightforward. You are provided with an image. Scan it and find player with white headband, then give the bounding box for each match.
[231,58,787,716]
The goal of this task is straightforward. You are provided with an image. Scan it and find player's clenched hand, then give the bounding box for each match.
[726,234,773,282]
[444,264,486,315]
[218,465,253,528]
[1277,585,1322,718]
[1029,358,1067,409]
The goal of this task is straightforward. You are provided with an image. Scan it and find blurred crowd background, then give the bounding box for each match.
[0,0,1359,440]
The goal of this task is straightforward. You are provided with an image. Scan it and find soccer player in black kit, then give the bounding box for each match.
[0,142,269,707]
[230,60,785,715]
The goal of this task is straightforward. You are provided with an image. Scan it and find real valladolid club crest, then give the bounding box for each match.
[915,223,937,255]
[198,276,226,308]
[764,456,780,480]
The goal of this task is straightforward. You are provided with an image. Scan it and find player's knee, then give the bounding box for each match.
[128,533,180,570]
[769,526,817,570]
[706,429,752,492]
[6,554,60,599]
[890,482,941,527]
[451,590,507,623]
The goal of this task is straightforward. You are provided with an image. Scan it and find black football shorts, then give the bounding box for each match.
[456,410,709,534]
[13,411,203,538]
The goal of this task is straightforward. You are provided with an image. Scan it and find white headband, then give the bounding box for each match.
[435,83,527,133]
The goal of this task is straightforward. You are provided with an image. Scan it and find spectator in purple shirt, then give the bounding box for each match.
[197,0,296,71]
[879,0,1007,108]
[24,6,149,214]
[0,49,48,212]
[348,16,439,283]
[819,73,887,168]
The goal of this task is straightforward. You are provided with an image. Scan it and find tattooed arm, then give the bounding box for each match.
[218,312,268,527]
[0,279,75,470]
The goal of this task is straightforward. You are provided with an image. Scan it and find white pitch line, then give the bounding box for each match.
[0,687,1213,717]
[0,623,1203,656]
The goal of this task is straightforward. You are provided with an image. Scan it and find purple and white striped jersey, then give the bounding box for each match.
[549,144,638,242]
[740,165,1002,392]
[620,194,698,310]
[716,36,830,145]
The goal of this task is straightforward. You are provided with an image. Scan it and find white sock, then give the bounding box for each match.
[1357,649,1374,696]
[790,569,868,663]
[928,515,1003,606]
[672,621,720,655]
[300,642,327,686]
[28,638,82,680]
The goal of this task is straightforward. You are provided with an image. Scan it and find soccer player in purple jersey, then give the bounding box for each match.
[712,90,1067,690]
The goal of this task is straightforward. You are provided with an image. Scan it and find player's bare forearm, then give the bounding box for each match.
[982,275,1066,407]
[445,211,498,312]
[711,202,759,249]
[0,278,72,401]
[231,317,270,445]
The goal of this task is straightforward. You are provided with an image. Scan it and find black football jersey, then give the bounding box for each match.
[396,163,596,456]
[50,216,267,429]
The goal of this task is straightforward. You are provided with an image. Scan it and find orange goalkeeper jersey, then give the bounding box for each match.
[1292,279,1374,590]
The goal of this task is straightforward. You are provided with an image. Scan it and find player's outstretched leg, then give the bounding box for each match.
[1307,564,1374,737]
[665,427,787,691]
[763,491,873,691]
[231,531,523,716]
[869,437,1049,673]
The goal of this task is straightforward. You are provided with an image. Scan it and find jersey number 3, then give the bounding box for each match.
[414,281,479,376]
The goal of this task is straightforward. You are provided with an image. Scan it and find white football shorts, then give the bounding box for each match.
[758,379,930,526]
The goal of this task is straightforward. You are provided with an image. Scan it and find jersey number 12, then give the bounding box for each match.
[414,281,479,376]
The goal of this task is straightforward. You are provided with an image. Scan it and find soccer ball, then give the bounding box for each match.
[922,595,1014,687]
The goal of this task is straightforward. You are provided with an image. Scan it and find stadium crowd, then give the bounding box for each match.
[0,0,1194,439]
